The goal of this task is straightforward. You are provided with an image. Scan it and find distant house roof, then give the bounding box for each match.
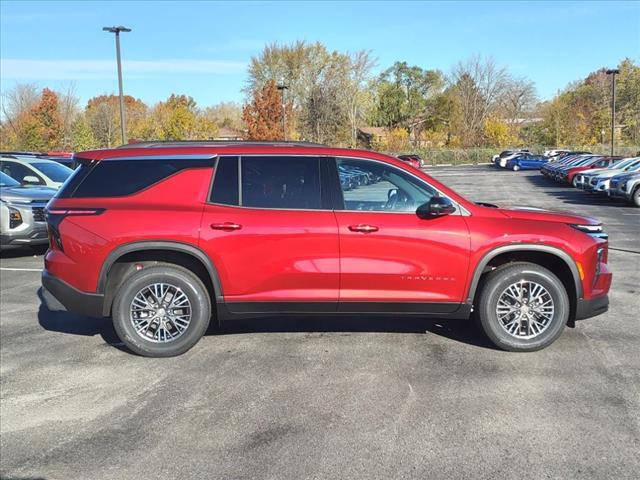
[504,117,543,125]
[358,127,388,137]
[215,127,245,140]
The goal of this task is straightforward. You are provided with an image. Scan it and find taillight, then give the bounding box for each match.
[45,207,105,252]
[594,247,606,286]
[46,208,105,216]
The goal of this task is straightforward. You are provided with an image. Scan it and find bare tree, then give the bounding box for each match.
[343,50,376,146]
[450,55,509,146]
[1,83,40,137]
[57,83,80,150]
[500,77,537,134]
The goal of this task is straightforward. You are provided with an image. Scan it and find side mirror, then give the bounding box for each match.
[22,175,40,185]
[387,188,398,200]
[416,196,457,218]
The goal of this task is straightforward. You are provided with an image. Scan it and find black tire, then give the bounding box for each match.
[112,264,211,357]
[477,262,569,352]
[633,186,640,207]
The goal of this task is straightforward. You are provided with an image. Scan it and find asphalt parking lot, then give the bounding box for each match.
[1,165,639,480]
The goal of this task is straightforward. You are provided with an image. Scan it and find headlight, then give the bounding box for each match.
[570,224,608,239]
[9,207,23,228]
[620,181,628,190]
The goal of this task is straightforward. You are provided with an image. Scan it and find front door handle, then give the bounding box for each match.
[348,224,379,233]
[210,222,242,231]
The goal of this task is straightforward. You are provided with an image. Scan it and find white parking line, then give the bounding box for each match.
[0,267,43,272]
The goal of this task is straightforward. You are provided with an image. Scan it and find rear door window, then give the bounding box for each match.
[240,156,322,210]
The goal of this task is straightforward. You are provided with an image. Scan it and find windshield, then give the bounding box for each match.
[626,161,640,172]
[32,162,73,182]
[0,171,20,187]
[610,158,634,169]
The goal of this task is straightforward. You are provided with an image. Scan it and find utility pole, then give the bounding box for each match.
[606,69,620,156]
[277,82,289,141]
[103,26,132,145]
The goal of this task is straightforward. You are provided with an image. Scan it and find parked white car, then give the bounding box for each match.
[543,149,571,158]
[0,156,73,189]
[574,157,640,189]
[590,160,640,193]
[608,172,640,206]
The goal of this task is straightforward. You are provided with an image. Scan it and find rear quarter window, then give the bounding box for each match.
[57,158,212,198]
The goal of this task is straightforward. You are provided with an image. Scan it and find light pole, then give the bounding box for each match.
[277,82,289,141]
[103,26,131,145]
[606,68,620,156]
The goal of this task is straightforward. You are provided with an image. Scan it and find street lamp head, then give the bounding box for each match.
[103,26,132,33]
[606,69,620,75]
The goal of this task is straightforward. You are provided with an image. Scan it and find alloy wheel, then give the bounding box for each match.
[129,282,192,343]
[495,280,555,339]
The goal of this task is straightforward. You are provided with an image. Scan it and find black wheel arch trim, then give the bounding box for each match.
[466,244,583,303]
[98,240,223,301]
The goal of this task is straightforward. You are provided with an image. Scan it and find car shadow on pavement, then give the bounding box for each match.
[36,288,124,349]
[0,245,48,258]
[525,175,629,208]
[36,286,497,351]
[212,315,498,350]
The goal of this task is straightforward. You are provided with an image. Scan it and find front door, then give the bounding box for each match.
[199,156,339,313]
[332,157,471,313]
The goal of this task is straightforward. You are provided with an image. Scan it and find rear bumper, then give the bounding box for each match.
[575,295,609,320]
[41,270,105,318]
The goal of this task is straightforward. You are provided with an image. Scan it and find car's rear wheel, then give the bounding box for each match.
[477,262,569,352]
[112,265,211,357]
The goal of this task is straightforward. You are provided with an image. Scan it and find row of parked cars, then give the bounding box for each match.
[491,149,590,171]
[492,149,640,206]
[541,153,640,206]
[0,152,75,250]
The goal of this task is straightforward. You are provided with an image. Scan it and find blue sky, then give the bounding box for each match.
[1,0,638,108]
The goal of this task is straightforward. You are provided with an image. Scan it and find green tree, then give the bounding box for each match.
[371,61,445,130]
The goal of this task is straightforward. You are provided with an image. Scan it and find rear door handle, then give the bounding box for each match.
[348,224,379,233]
[210,222,242,231]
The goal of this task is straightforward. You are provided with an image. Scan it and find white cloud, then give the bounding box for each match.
[0,58,248,80]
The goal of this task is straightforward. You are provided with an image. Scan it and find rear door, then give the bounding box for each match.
[199,156,340,313]
[330,157,471,313]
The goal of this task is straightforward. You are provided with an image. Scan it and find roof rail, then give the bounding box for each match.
[116,140,327,149]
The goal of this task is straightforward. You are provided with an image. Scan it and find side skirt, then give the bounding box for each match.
[217,302,472,321]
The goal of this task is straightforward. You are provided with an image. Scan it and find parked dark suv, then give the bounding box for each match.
[42,141,611,357]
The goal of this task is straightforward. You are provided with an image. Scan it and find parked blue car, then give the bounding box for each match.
[506,154,549,171]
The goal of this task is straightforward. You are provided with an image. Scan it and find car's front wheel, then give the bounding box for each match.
[513,164,520,171]
[112,264,211,357]
[477,262,569,352]
[633,186,640,207]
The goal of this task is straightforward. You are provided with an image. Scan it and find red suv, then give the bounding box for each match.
[42,142,611,357]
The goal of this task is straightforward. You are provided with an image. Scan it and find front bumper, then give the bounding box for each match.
[41,270,105,318]
[0,224,49,248]
[575,295,609,320]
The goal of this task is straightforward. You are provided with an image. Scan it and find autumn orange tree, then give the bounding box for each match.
[242,80,290,140]
[14,88,64,151]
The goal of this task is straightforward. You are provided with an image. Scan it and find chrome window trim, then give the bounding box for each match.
[205,153,470,216]
[97,154,218,161]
